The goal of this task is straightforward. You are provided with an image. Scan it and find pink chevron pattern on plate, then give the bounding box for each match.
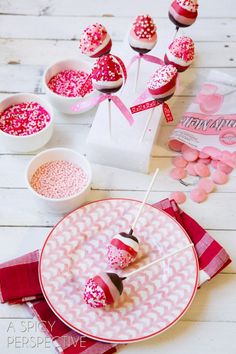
[39,198,198,343]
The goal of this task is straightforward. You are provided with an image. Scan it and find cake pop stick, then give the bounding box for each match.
[134,54,142,93]
[139,106,156,143]
[84,242,194,308]
[108,98,112,137]
[107,168,159,269]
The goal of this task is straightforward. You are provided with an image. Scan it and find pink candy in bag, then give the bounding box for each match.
[169,70,236,168]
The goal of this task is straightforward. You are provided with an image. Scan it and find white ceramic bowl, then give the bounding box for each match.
[0,93,54,152]
[26,148,92,214]
[43,58,99,115]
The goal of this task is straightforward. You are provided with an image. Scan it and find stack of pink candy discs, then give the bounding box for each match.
[169,140,235,204]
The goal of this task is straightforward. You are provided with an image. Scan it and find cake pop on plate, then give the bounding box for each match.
[129,15,157,92]
[79,23,112,58]
[164,36,195,72]
[84,243,193,308]
[107,168,159,269]
[169,0,198,29]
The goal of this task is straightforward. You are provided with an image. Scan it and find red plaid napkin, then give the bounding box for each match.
[0,199,231,354]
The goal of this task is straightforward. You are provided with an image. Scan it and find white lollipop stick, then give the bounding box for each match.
[134,54,142,93]
[108,98,112,138]
[173,26,179,40]
[124,243,194,278]
[130,168,159,233]
[139,107,155,143]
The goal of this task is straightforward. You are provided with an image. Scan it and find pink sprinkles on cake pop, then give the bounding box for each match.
[148,65,177,89]
[176,0,198,12]
[30,160,88,199]
[83,278,107,308]
[132,15,156,40]
[0,102,50,136]
[48,70,93,97]
[92,54,123,82]
[168,36,195,62]
[79,23,108,54]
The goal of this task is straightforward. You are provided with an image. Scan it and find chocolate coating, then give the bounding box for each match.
[107,272,124,295]
[168,13,190,28]
[119,232,139,244]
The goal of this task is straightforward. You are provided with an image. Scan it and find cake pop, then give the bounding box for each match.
[147,64,178,102]
[84,243,193,308]
[169,0,198,29]
[79,23,112,58]
[164,36,195,72]
[91,54,123,94]
[129,15,157,92]
[129,15,157,54]
[107,168,159,269]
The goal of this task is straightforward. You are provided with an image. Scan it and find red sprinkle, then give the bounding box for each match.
[92,54,123,82]
[132,15,156,39]
[30,160,88,199]
[0,102,50,136]
[48,70,93,97]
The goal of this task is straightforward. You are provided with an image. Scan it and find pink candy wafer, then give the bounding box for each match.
[217,161,233,175]
[212,170,229,185]
[168,139,183,152]
[190,188,208,203]
[198,178,215,194]
[170,167,187,180]
[170,191,186,204]
[182,146,199,162]
[172,156,188,168]
[194,162,210,177]
[186,162,198,176]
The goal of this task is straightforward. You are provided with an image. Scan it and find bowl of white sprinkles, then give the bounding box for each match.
[26,148,92,213]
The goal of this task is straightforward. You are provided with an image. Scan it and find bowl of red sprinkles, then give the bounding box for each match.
[26,148,92,213]
[43,59,99,114]
[0,93,53,152]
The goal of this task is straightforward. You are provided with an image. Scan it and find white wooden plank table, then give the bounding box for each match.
[0,1,235,353]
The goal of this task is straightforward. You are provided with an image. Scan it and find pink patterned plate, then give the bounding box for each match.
[39,198,199,343]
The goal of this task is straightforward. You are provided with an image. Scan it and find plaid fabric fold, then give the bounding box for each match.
[0,198,231,354]
[154,199,232,285]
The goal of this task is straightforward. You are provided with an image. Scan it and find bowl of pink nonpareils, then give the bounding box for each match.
[26,148,92,213]
[0,93,54,152]
[43,58,99,115]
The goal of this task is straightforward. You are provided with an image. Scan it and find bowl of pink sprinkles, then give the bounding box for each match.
[0,93,54,152]
[26,148,92,213]
[43,59,99,114]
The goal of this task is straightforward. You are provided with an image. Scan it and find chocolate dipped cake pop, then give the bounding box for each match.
[169,0,198,28]
[129,15,157,54]
[148,64,178,102]
[91,54,123,94]
[79,23,112,58]
[107,231,139,269]
[107,169,159,270]
[84,243,193,308]
[164,36,195,72]
[84,272,124,308]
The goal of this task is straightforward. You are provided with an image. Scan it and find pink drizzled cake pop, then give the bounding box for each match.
[84,243,193,308]
[107,231,140,269]
[129,15,157,54]
[91,54,123,94]
[79,23,112,58]
[164,36,195,72]
[169,0,198,28]
[107,169,159,269]
[148,64,178,102]
[84,272,123,308]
